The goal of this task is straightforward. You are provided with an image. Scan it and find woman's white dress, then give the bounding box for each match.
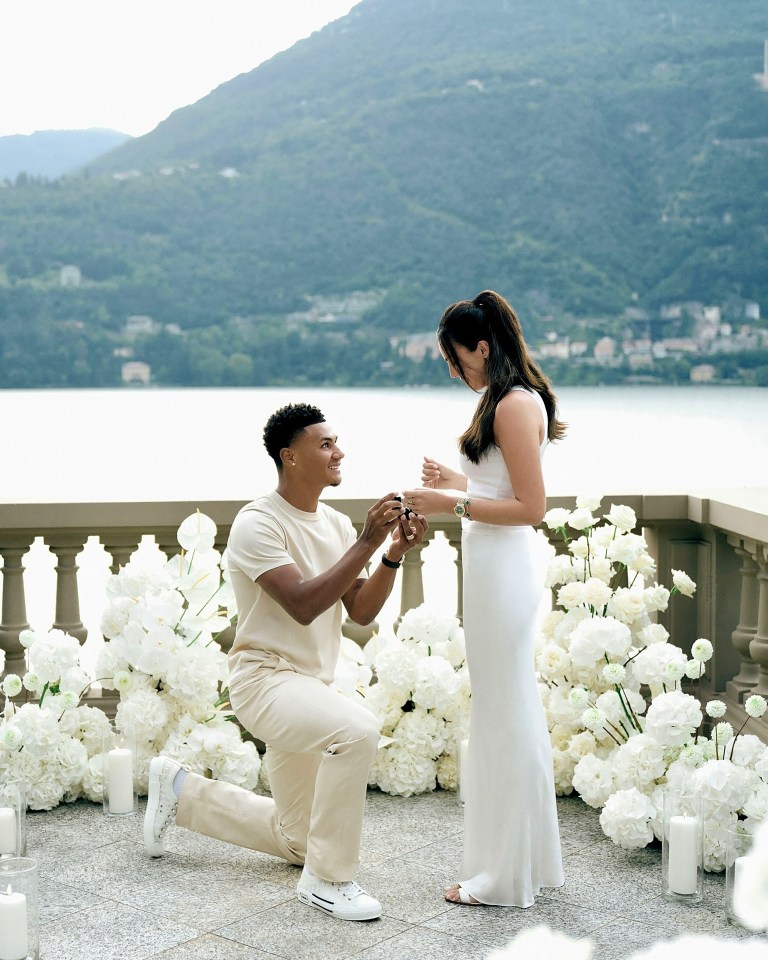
[458,387,564,907]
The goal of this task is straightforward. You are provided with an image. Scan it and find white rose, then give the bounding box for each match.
[672,569,696,597]
[604,503,637,532]
[557,581,587,610]
[583,578,613,610]
[543,507,571,530]
[607,587,647,625]
[568,508,596,531]
[576,494,603,511]
[607,533,646,565]
[643,584,670,613]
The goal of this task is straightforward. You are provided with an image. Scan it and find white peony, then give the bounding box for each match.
[487,925,594,960]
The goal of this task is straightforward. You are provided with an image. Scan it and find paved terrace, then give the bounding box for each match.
[30,788,763,960]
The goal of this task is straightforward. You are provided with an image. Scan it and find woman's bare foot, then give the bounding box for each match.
[444,883,481,904]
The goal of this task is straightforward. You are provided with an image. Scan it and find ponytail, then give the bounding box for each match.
[437,289,566,462]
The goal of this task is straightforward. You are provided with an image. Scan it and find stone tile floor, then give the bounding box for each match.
[28,790,766,960]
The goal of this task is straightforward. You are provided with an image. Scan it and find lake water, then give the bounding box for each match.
[4,384,767,669]
[5,384,768,501]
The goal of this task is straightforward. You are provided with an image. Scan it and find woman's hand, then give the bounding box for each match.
[421,457,466,491]
[401,488,454,517]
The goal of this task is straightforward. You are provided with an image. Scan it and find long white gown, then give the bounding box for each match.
[458,387,564,907]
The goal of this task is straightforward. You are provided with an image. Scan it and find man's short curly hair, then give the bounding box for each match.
[263,403,326,467]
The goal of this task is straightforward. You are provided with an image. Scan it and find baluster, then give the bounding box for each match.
[101,533,141,575]
[747,544,768,698]
[0,538,34,678]
[446,528,464,623]
[397,538,428,625]
[47,535,87,643]
[725,536,760,703]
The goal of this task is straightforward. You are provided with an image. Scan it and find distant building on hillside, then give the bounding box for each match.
[59,264,81,287]
[121,361,151,385]
[593,337,616,363]
[690,364,716,383]
[124,315,155,337]
[396,332,441,361]
[755,39,768,90]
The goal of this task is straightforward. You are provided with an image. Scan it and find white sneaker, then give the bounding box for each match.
[296,867,382,921]
[143,756,181,857]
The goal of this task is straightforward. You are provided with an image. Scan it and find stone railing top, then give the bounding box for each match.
[0,490,766,541]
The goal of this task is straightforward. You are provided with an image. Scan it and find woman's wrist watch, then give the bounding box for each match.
[454,497,472,521]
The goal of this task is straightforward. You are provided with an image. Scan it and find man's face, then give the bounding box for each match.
[287,421,344,487]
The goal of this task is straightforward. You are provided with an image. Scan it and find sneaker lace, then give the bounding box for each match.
[337,880,364,900]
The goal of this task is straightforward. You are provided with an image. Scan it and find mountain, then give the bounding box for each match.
[0,129,133,181]
[0,0,766,388]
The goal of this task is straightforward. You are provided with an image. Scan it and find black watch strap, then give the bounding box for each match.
[381,553,401,569]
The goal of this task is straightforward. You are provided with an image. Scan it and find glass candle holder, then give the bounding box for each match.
[102,725,137,818]
[725,822,754,926]
[661,790,703,902]
[0,857,39,960]
[0,781,26,859]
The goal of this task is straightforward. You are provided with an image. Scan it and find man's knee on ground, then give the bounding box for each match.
[326,714,380,762]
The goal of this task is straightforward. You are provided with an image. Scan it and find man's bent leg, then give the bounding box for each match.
[233,669,380,882]
[176,775,305,865]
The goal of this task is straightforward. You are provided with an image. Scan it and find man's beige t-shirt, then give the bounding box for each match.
[226,490,363,687]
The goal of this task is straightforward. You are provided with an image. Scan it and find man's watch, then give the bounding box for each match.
[454,497,472,521]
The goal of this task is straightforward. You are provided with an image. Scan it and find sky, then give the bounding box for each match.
[0,0,360,139]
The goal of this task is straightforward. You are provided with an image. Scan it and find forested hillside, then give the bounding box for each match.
[0,0,766,387]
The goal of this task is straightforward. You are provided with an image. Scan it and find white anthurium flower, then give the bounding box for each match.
[176,511,218,553]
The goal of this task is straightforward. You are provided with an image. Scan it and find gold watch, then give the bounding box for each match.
[453,497,472,520]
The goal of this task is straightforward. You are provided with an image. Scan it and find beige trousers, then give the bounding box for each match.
[175,656,380,882]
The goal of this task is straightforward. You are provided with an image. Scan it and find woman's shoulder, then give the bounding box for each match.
[495,387,540,415]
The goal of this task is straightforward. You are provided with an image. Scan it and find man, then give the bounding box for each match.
[143,402,427,921]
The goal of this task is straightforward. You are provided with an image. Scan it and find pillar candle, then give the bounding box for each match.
[668,814,699,895]
[107,747,134,814]
[0,884,28,960]
[0,809,16,856]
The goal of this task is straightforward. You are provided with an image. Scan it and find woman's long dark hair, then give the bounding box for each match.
[437,289,567,463]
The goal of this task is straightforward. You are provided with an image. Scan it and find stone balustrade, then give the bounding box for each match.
[1,491,767,737]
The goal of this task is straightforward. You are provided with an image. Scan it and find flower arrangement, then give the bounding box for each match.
[538,496,768,870]
[485,925,768,959]
[93,511,260,795]
[356,605,471,797]
[0,512,261,810]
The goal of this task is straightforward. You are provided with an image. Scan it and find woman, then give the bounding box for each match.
[404,290,565,907]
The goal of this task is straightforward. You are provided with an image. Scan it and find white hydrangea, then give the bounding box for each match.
[611,734,667,790]
[599,788,656,849]
[644,691,702,747]
[632,643,688,690]
[569,616,632,668]
[573,754,615,808]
